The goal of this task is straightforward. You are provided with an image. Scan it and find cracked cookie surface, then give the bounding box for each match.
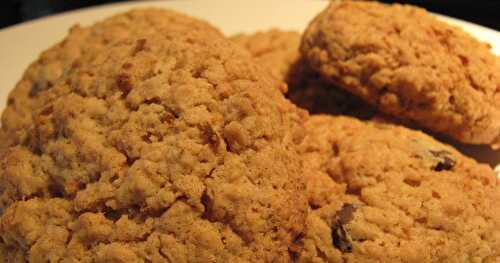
[1,8,223,148]
[302,1,500,146]
[0,11,308,263]
[298,115,500,262]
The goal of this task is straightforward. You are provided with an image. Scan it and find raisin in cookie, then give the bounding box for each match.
[302,1,500,146]
[0,13,308,262]
[1,8,223,148]
[231,29,375,118]
[298,115,500,262]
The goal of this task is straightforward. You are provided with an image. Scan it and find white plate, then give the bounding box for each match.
[0,0,499,174]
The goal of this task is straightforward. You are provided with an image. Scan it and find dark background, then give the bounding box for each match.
[0,0,499,31]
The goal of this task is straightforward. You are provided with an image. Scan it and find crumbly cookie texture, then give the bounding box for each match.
[231,30,375,118]
[231,30,301,84]
[298,115,500,263]
[1,8,224,148]
[0,12,309,262]
[302,1,500,146]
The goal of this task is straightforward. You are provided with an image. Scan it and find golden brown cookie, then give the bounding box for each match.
[298,115,500,262]
[231,29,376,119]
[231,29,301,83]
[302,1,500,146]
[0,11,308,262]
[1,8,223,147]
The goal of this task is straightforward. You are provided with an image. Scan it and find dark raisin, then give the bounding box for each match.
[161,111,175,124]
[144,97,161,105]
[109,174,119,183]
[346,187,362,196]
[40,105,54,116]
[337,204,357,225]
[29,82,42,97]
[201,190,214,222]
[331,204,357,253]
[104,209,123,222]
[331,143,339,156]
[430,150,456,171]
[458,55,469,66]
[332,224,353,253]
[118,147,139,166]
[132,38,147,56]
[116,73,133,96]
[200,124,220,151]
[288,233,304,260]
[293,232,304,245]
[126,156,139,166]
[141,132,153,143]
[71,60,81,69]
[309,203,321,210]
[122,62,133,69]
[48,182,65,198]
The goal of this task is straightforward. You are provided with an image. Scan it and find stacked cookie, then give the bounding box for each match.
[232,2,500,262]
[0,1,499,262]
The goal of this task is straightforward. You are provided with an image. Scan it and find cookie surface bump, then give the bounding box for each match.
[1,8,223,148]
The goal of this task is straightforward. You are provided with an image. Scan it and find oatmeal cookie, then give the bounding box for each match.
[231,30,301,83]
[298,115,500,262]
[1,8,223,147]
[231,29,375,118]
[302,1,500,146]
[0,13,308,262]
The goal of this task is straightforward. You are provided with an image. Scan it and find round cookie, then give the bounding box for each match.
[0,13,308,262]
[298,115,500,262]
[1,8,223,148]
[302,1,500,146]
[231,30,375,119]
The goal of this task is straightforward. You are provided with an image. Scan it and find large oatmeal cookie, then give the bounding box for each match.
[302,1,500,146]
[0,12,308,263]
[298,116,500,262]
